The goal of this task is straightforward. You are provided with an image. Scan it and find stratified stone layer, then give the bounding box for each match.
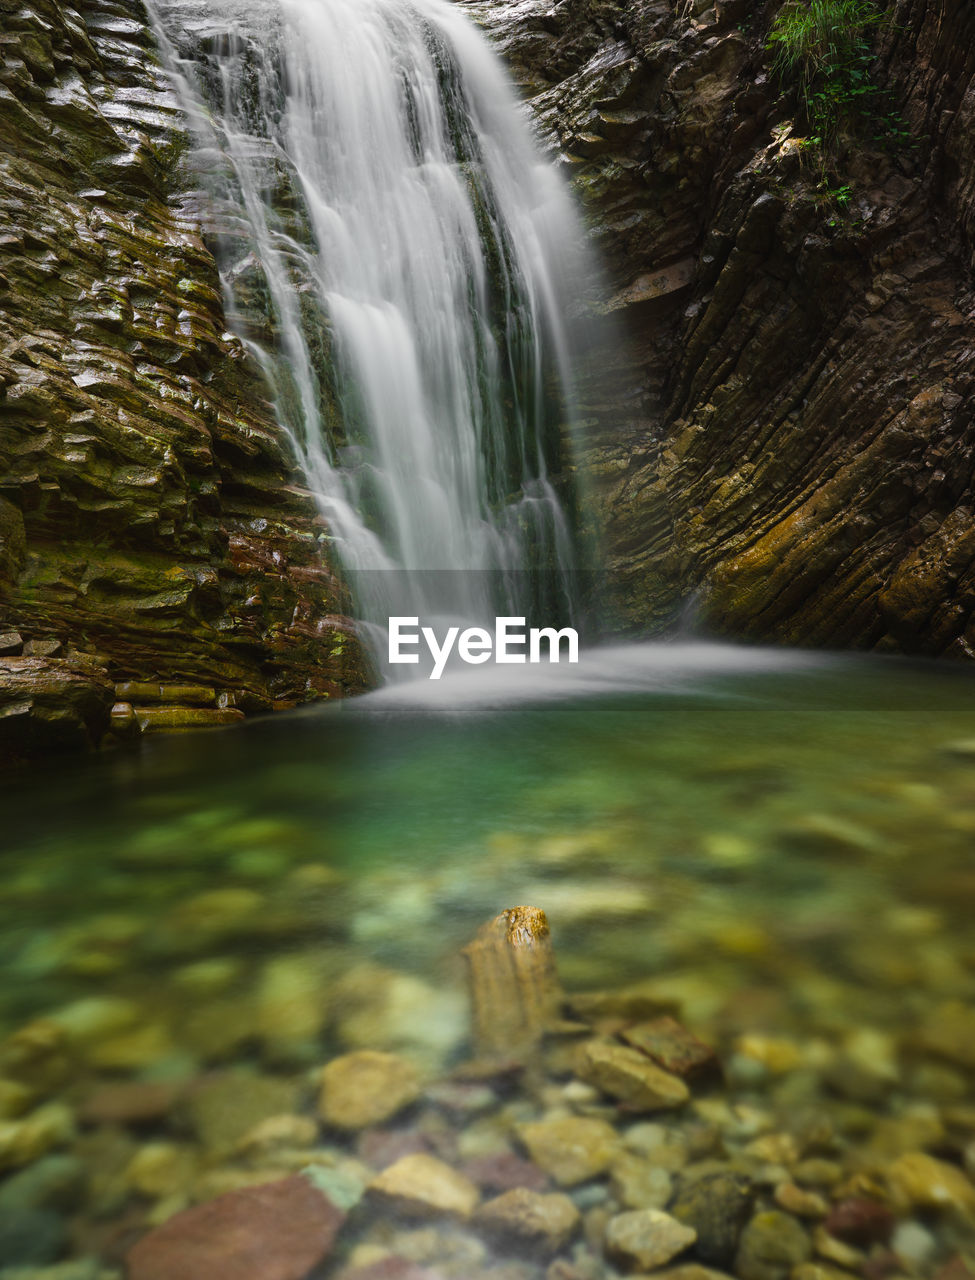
[0,0,368,759]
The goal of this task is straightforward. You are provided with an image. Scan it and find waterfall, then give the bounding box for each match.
[148,0,595,665]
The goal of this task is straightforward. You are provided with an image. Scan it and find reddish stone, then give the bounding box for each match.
[357,1128,433,1170]
[619,1017,721,1082]
[462,1153,550,1194]
[126,1175,345,1280]
[79,1081,183,1126]
[935,1259,975,1280]
[823,1198,895,1247]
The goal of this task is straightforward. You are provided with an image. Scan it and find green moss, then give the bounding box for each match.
[765,0,885,140]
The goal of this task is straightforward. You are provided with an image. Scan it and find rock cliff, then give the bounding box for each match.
[468,0,975,655]
[0,0,368,758]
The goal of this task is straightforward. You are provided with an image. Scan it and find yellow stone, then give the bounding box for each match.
[126,1142,200,1198]
[887,1152,975,1218]
[0,1103,75,1172]
[734,1034,802,1075]
[577,1040,689,1111]
[369,1153,480,1218]
[516,1116,620,1187]
[319,1050,422,1130]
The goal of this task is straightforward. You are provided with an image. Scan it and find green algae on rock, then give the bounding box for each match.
[0,0,368,761]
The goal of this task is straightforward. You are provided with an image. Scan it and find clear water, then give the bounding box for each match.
[3,646,975,1269]
[4,646,975,1032]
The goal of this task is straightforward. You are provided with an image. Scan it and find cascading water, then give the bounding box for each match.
[148,0,597,664]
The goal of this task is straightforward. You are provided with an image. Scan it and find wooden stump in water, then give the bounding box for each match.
[462,905,564,1059]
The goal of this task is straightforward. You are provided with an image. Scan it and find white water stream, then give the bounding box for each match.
[149,0,595,650]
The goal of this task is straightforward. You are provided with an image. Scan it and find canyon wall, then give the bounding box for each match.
[473,0,975,654]
[0,0,368,756]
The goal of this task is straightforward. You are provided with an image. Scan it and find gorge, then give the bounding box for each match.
[0,1,974,1277]
[2,0,974,752]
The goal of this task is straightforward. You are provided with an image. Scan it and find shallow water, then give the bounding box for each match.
[3,643,975,1272]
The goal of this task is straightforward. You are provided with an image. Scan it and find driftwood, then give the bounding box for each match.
[461,905,565,1059]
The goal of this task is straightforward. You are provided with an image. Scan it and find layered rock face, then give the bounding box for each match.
[472,0,975,654]
[0,0,368,757]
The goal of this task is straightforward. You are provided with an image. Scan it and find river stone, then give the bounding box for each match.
[369,1154,480,1219]
[320,1051,422,1130]
[334,1262,445,1280]
[917,1003,975,1070]
[235,1113,319,1157]
[735,1211,812,1280]
[604,1208,697,1271]
[0,1105,75,1173]
[0,1080,34,1120]
[257,954,327,1063]
[126,1175,345,1280]
[45,996,141,1045]
[0,1154,85,1213]
[185,1074,301,1156]
[566,983,681,1025]
[165,889,264,943]
[824,1029,898,1102]
[669,1170,754,1263]
[359,1129,433,1171]
[610,1153,672,1209]
[0,1206,65,1267]
[887,1152,975,1216]
[302,1162,368,1212]
[0,1262,101,1280]
[78,1080,183,1126]
[791,1267,860,1280]
[474,1188,580,1255]
[515,1117,619,1186]
[620,1018,720,1082]
[577,1041,690,1111]
[331,967,467,1067]
[822,1198,894,1246]
[934,1259,975,1280]
[773,1183,827,1219]
[125,1142,200,1198]
[462,1153,550,1194]
[653,1269,738,1280]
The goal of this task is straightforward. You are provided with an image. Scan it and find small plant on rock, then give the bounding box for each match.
[766,0,885,140]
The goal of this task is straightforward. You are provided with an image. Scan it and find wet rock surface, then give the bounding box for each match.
[462,0,975,656]
[125,1174,346,1280]
[577,1039,691,1111]
[604,1207,697,1271]
[320,1051,423,1131]
[516,1117,620,1187]
[0,657,114,757]
[474,1187,581,1256]
[0,0,368,761]
[368,1154,482,1219]
[669,1170,754,1265]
